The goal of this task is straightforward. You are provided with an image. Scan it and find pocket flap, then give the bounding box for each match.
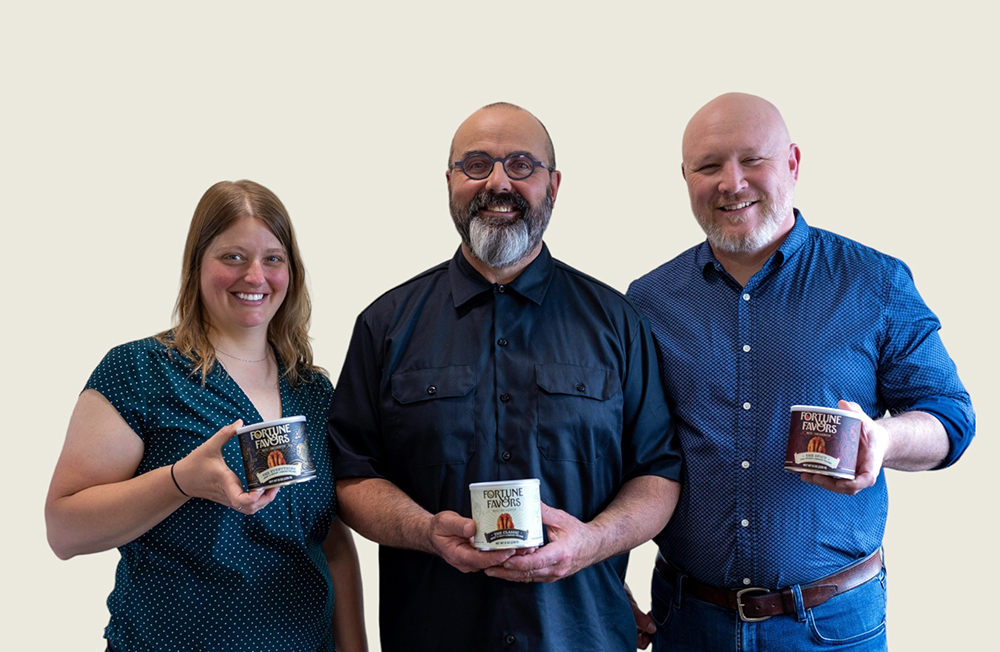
[391,365,476,404]
[535,363,619,400]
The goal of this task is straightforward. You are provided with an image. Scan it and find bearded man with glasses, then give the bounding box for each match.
[327,102,682,652]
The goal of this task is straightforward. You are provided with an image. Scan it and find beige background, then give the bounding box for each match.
[4,1,994,649]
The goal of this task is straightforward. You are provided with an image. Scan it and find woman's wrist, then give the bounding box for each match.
[170,460,190,498]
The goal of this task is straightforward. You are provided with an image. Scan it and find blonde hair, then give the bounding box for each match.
[157,180,323,386]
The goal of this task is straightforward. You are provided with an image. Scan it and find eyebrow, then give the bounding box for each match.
[690,146,775,166]
[456,149,538,161]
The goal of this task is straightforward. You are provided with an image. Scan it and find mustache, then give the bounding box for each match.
[467,190,530,217]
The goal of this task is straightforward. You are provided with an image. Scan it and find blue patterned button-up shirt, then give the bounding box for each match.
[627,212,974,589]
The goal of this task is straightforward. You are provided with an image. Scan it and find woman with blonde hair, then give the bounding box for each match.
[46,180,367,652]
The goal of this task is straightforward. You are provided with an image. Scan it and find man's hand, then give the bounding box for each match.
[800,400,889,495]
[427,510,515,573]
[625,582,656,649]
[483,503,598,583]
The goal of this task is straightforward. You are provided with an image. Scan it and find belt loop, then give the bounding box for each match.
[673,571,684,609]
[791,584,807,622]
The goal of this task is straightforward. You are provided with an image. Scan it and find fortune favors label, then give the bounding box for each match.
[470,479,543,550]
[237,416,316,490]
[784,405,863,480]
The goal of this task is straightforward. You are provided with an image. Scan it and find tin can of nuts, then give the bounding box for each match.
[469,478,544,550]
[784,405,863,480]
[237,415,316,490]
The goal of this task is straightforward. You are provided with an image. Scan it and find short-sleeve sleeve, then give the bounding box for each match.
[327,312,387,480]
[619,312,683,483]
[85,340,152,439]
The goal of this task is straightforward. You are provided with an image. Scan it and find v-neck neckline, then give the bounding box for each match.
[218,345,287,424]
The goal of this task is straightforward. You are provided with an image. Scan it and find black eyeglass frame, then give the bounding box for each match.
[451,152,555,181]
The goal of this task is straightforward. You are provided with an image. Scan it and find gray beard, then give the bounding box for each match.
[451,190,553,269]
[468,216,534,268]
[699,191,793,254]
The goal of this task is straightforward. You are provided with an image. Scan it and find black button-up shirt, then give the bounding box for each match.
[328,245,681,652]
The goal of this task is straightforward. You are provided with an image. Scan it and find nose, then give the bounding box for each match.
[718,163,748,195]
[244,259,265,285]
[483,160,513,193]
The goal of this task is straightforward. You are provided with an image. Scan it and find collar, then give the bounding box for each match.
[698,209,811,279]
[449,243,554,308]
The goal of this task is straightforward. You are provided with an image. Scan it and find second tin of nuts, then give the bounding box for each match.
[469,479,543,550]
[784,405,863,480]
[237,415,316,490]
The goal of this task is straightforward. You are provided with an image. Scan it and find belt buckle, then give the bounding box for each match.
[736,587,772,622]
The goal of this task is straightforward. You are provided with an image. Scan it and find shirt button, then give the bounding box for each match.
[506,634,516,645]
[741,519,750,527]
[427,385,437,395]
[743,577,751,586]
[742,293,750,301]
[741,460,750,469]
[742,344,751,352]
[742,402,751,410]
[575,382,586,392]
[498,338,508,347]
[500,393,511,403]
[502,450,512,462]
[498,285,506,294]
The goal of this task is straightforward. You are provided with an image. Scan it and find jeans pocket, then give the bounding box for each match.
[807,572,887,646]
[650,569,677,628]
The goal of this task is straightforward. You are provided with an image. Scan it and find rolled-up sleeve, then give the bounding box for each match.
[879,259,975,467]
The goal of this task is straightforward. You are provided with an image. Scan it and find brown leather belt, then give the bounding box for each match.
[654,548,883,622]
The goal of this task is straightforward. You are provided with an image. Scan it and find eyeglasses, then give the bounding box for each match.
[452,152,554,181]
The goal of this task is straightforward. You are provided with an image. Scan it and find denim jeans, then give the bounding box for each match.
[649,565,887,651]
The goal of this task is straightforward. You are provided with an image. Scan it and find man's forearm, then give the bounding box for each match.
[335,477,434,553]
[587,475,680,563]
[881,410,950,471]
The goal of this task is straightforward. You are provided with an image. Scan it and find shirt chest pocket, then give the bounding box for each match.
[535,363,623,464]
[388,365,477,467]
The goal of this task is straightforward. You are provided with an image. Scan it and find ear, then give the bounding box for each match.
[548,169,563,204]
[445,168,453,184]
[787,144,801,182]
[680,161,688,181]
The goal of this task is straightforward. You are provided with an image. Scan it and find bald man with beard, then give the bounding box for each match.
[625,93,975,651]
[328,102,682,652]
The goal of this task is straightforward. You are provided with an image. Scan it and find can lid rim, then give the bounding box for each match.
[236,415,306,434]
[469,478,540,489]
[789,405,861,420]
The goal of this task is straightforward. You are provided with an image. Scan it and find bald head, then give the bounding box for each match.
[680,93,800,259]
[682,93,791,170]
[449,102,556,170]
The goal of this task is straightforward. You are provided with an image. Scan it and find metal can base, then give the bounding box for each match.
[249,473,316,491]
[784,464,855,480]
[474,541,543,551]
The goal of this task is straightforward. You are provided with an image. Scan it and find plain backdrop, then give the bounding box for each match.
[4,2,995,649]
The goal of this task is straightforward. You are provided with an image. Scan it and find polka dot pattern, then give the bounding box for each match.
[86,337,337,651]
[627,214,972,589]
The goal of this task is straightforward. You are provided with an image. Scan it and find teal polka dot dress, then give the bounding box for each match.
[86,337,337,652]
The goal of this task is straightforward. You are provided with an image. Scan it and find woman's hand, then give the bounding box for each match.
[172,420,279,514]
